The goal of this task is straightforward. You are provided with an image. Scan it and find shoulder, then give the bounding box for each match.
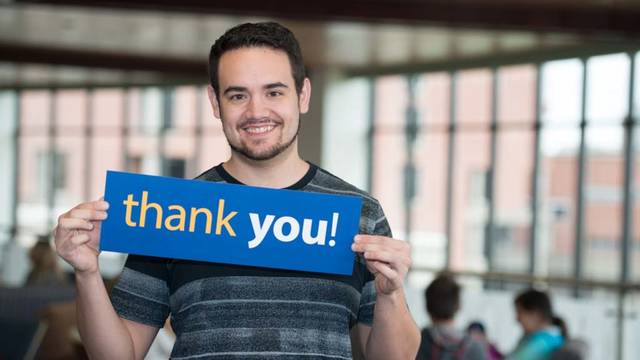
[306,166,377,200]
[306,166,389,235]
[513,329,564,359]
[306,166,384,212]
[464,337,489,359]
[531,328,564,348]
[193,164,225,182]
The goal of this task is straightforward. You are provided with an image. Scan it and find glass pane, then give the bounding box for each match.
[412,131,449,270]
[541,59,583,127]
[54,134,84,208]
[323,77,371,189]
[94,89,125,132]
[551,288,620,360]
[624,293,640,359]
[493,129,534,272]
[0,91,17,248]
[539,127,581,277]
[634,52,640,282]
[201,86,221,130]
[199,130,230,173]
[498,64,537,124]
[55,89,87,131]
[634,125,640,281]
[17,133,50,238]
[586,53,630,125]
[20,90,50,135]
[372,76,407,238]
[172,86,198,130]
[53,90,87,208]
[456,69,492,126]
[584,125,624,280]
[0,91,16,134]
[163,132,195,177]
[451,131,491,271]
[416,72,450,127]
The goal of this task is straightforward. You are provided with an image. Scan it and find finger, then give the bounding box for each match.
[351,242,404,256]
[362,250,410,276]
[369,261,400,282]
[69,208,108,221]
[58,218,94,231]
[354,235,407,250]
[77,200,110,211]
[363,249,400,265]
[70,232,91,246]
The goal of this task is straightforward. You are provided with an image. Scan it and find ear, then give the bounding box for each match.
[298,78,311,114]
[207,85,221,119]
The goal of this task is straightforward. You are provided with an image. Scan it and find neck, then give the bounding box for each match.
[224,141,309,188]
[431,318,455,328]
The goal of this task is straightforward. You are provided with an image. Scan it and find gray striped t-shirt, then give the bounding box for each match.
[111,163,392,359]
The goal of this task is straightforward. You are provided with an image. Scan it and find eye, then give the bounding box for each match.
[267,90,283,98]
[228,93,246,102]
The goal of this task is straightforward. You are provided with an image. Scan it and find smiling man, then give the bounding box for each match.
[54,22,420,359]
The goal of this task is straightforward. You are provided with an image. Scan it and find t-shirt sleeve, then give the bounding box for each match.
[356,201,393,326]
[110,255,171,328]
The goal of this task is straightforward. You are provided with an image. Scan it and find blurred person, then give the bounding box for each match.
[25,235,67,287]
[508,289,564,360]
[53,21,419,359]
[467,321,504,360]
[548,316,588,360]
[416,274,487,359]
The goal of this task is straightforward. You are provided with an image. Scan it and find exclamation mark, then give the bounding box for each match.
[328,212,339,247]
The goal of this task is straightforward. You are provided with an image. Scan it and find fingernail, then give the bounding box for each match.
[354,235,361,242]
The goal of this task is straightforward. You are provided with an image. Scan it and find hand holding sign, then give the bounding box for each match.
[54,199,109,274]
[351,235,412,296]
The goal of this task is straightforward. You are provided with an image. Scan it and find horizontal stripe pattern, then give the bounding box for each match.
[111,163,392,359]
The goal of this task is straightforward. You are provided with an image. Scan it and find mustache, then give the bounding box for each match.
[238,118,282,128]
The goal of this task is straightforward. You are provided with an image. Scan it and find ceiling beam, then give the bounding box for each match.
[345,41,640,77]
[0,41,208,77]
[17,0,640,37]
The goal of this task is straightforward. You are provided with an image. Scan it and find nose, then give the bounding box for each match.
[246,96,269,119]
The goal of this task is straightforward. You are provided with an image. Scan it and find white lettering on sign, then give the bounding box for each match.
[247,212,340,249]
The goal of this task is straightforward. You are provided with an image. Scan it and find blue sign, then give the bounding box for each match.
[100,171,363,275]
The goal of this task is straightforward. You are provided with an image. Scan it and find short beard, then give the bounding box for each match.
[227,118,301,161]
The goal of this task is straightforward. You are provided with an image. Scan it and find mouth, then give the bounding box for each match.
[243,124,276,134]
[240,120,279,136]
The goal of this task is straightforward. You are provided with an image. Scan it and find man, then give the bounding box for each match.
[416,274,487,360]
[54,22,419,359]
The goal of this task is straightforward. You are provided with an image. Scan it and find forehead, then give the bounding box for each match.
[218,47,294,88]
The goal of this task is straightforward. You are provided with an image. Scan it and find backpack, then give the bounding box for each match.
[417,328,472,360]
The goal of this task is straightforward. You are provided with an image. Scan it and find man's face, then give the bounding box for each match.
[208,47,310,161]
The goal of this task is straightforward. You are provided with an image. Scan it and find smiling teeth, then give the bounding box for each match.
[246,126,274,134]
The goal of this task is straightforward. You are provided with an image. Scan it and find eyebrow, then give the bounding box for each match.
[223,86,247,96]
[264,82,288,90]
[222,82,289,96]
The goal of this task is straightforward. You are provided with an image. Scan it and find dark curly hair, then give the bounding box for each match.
[208,22,306,97]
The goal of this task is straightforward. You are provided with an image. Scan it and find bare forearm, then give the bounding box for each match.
[75,271,136,360]
[366,290,420,360]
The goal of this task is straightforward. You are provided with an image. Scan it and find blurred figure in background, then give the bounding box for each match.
[548,316,588,360]
[508,289,564,360]
[416,273,487,359]
[467,321,504,360]
[25,235,67,287]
